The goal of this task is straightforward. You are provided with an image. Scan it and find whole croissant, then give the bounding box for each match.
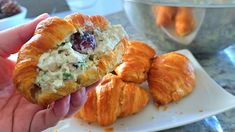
[115,41,155,83]
[175,7,195,36]
[148,52,196,105]
[155,6,177,27]
[74,73,149,126]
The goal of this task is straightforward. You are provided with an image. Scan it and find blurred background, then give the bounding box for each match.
[0,0,123,30]
[1,0,235,56]
[17,0,123,17]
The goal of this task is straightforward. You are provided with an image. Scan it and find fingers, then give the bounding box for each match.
[30,81,100,131]
[0,13,49,58]
[65,80,101,117]
[12,97,42,132]
[86,80,101,93]
[65,87,87,118]
[30,95,71,132]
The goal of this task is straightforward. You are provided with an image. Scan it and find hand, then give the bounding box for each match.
[0,14,90,132]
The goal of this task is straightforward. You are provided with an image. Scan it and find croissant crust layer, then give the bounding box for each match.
[115,41,155,83]
[148,52,196,105]
[75,73,149,126]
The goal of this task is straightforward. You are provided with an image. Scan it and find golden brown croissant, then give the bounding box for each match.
[175,7,195,36]
[148,52,196,105]
[114,41,155,83]
[74,73,149,126]
[13,13,128,105]
[155,6,177,27]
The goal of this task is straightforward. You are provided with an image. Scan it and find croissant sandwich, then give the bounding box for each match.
[74,73,149,126]
[13,13,128,105]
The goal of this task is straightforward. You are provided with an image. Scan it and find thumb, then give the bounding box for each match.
[0,13,49,58]
[30,95,71,132]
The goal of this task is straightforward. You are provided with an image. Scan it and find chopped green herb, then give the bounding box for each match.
[89,55,94,61]
[88,30,94,35]
[72,62,86,69]
[63,72,73,80]
[79,62,87,70]
[72,64,79,68]
[40,78,44,82]
[43,71,48,75]
[59,42,66,46]
[58,50,64,54]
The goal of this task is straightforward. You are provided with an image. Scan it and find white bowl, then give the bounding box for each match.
[0,6,27,31]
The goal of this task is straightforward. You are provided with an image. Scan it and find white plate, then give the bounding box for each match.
[44,49,235,132]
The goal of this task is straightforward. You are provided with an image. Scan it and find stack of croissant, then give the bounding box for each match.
[154,6,195,37]
[74,41,196,126]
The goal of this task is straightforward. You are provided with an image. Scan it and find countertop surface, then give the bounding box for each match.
[106,11,235,132]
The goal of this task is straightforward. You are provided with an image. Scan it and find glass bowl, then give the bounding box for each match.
[124,0,235,54]
[65,0,97,11]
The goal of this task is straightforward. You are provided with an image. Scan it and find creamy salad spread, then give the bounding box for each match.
[36,25,127,91]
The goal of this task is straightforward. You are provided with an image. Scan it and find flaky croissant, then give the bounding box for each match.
[175,7,195,36]
[114,41,155,83]
[13,13,128,105]
[148,52,196,105]
[74,73,149,126]
[155,6,177,27]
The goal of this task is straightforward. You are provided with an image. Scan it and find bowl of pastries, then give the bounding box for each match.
[124,0,235,54]
[0,0,27,30]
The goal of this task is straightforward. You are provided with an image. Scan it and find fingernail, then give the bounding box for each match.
[78,87,86,99]
[80,87,87,105]
[81,87,86,95]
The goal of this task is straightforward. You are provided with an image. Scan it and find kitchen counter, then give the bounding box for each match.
[106,11,235,132]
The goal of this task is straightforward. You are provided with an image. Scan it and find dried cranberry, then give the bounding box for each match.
[70,31,96,54]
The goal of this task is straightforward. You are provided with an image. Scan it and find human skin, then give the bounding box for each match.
[0,13,92,132]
